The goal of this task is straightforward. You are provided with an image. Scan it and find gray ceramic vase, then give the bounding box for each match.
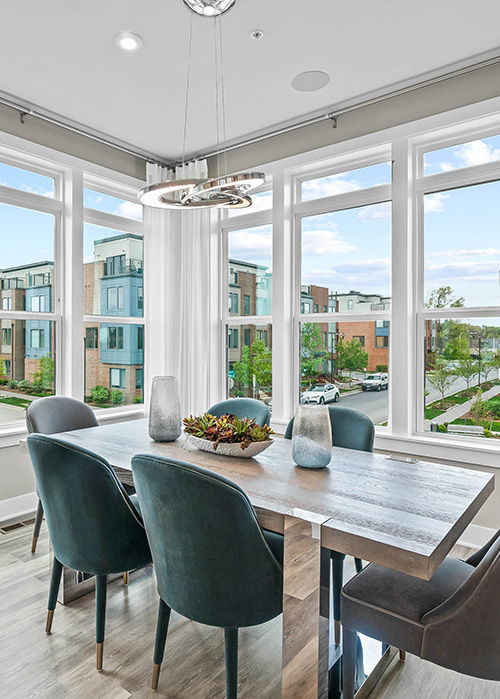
[149,376,182,442]
[291,405,332,468]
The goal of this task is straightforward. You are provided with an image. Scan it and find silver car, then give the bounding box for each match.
[361,373,388,391]
[301,383,340,404]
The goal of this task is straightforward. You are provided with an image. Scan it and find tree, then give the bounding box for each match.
[425,286,465,309]
[481,359,496,384]
[470,389,490,425]
[427,361,455,409]
[90,385,110,403]
[300,323,329,382]
[443,330,470,361]
[110,389,123,405]
[336,338,369,382]
[233,339,272,394]
[456,357,480,396]
[31,355,55,392]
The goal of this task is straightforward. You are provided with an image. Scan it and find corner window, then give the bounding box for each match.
[85,327,98,349]
[110,367,125,388]
[107,326,124,350]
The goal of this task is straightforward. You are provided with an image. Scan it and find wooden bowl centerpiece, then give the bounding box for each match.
[183,413,273,458]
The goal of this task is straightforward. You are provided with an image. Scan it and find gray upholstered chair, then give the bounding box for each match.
[285,404,375,643]
[207,397,271,427]
[27,434,152,672]
[341,530,500,698]
[26,396,99,554]
[131,453,283,697]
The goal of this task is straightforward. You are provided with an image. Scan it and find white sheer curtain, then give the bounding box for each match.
[144,160,221,417]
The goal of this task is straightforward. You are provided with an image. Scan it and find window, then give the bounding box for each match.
[138,286,143,311]
[2,298,11,310]
[107,326,124,350]
[301,161,391,202]
[30,328,45,349]
[30,295,46,312]
[110,367,125,388]
[423,134,500,176]
[136,367,144,390]
[107,287,117,310]
[348,300,353,310]
[243,328,250,346]
[244,294,251,315]
[84,188,143,220]
[0,160,55,197]
[228,225,272,317]
[228,327,239,349]
[353,335,365,347]
[137,325,144,350]
[2,327,11,345]
[86,327,98,349]
[228,188,272,217]
[229,292,239,315]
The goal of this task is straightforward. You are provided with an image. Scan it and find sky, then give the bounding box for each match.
[1,141,499,309]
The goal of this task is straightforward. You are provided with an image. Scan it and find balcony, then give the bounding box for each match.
[1,277,25,290]
[28,273,52,288]
[102,258,143,278]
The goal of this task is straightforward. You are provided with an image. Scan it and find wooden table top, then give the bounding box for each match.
[48,418,494,580]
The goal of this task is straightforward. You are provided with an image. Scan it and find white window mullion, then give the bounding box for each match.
[61,168,84,399]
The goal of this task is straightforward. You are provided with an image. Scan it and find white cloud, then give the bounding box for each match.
[229,230,272,261]
[424,192,449,213]
[429,247,500,258]
[425,260,500,281]
[439,162,454,172]
[302,174,361,199]
[302,229,357,256]
[303,258,390,293]
[454,139,500,167]
[357,202,391,221]
[116,200,143,220]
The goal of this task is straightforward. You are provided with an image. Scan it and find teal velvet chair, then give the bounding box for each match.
[27,434,152,672]
[26,396,99,554]
[207,397,271,427]
[131,454,283,697]
[285,405,375,644]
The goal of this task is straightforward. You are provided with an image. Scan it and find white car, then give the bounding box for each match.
[361,373,388,391]
[301,383,340,404]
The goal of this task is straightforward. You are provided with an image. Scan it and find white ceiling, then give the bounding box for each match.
[2,0,500,162]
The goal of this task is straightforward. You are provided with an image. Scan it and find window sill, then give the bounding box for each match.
[0,406,146,449]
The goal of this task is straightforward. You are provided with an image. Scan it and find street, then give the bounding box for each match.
[340,389,388,425]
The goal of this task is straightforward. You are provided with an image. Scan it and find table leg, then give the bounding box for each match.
[282,509,330,699]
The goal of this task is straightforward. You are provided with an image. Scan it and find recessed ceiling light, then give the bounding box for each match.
[291,70,330,92]
[114,31,143,52]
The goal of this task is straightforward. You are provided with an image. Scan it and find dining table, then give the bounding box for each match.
[42,418,494,699]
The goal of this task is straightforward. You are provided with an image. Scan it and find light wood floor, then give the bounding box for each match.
[1,522,499,698]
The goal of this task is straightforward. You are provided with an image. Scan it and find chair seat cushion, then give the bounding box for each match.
[342,556,473,655]
[263,530,283,567]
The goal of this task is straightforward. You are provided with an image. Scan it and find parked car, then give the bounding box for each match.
[301,383,340,404]
[361,373,388,391]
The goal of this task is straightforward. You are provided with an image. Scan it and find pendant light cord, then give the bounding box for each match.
[181,11,194,170]
[218,16,228,177]
[213,15,221,180]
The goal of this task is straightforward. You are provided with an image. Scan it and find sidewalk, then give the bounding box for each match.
[424,384,500,428]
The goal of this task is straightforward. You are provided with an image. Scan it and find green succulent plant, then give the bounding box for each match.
[183,412,274,451]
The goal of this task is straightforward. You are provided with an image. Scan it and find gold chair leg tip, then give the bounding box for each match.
[123,571,129,585]
[45,609,54,634]
[152,663,161,690]
[399,650,407,662]
[96,642,104,672]
[31,536,38,554]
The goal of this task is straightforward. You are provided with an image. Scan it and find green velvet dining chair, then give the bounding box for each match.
[131,453,283,698]
[207,397,271,427]
[26,396,99,554]
[27,434,152,672]
[285,404,375,644]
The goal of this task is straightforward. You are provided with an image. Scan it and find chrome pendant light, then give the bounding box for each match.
[138,0,265,209]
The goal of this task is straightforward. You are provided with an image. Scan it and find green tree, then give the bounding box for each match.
[425,286,465,309]
[336,338,369,382]
[233,339,272,394]
[427,360,455,409]
[0,359,6,378]
[300,323,329,382]
[90,385,110,403]
[110,389,123,405]
[470,389,490,425]
[456,357,479,396]
[31,355,55,392]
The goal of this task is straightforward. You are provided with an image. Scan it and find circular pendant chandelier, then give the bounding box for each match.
[139,0,265,210]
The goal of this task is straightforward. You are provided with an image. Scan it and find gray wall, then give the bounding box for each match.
[208,62,500,174]
[0,103,146,179]
[0,445,35,501]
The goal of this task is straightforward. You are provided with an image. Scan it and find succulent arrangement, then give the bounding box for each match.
[183,413,274,451]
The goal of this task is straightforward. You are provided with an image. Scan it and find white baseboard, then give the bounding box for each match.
[457,523,496,550]
[0,491,37,527]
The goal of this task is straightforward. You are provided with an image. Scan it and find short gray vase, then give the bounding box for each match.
[291,405,332,468]
[149,376,182,442]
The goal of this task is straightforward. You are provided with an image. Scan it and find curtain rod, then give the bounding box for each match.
[0,92,172,167]
[192,53,500,164]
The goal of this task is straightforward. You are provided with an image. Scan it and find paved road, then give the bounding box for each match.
[0,403,25,423]
[340,389,389,425]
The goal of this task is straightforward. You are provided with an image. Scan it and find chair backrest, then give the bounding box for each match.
[27,434,151,575]
[26,395,98,435]
[207,397,271,427]
[285,405,374,452]
[421,531,500,680]
[131,454,282,629]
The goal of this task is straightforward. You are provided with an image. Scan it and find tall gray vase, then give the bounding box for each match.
[149,376,182,442]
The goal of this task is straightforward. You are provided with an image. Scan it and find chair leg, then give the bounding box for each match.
[331,552,346,645]
[31,499,44,554]
[342,628,357,699]
[354,557,363,573]
[45,557,63,633]
[123,571,129,585]
[224,627,238,699]
[95,575,107,672]
[399,650,407,662]
[152,598,171,690]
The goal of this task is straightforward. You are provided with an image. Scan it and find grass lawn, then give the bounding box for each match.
[425,407,444,420]
[451,417,500,432]
[0,396,30,408]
